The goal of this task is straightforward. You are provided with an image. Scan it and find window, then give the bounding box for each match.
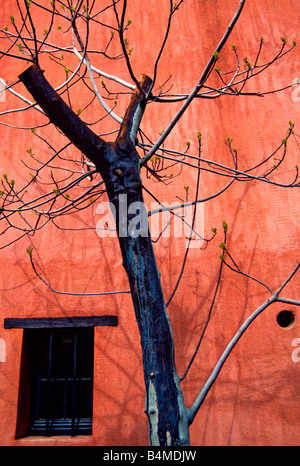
[22,328,94,437]
[5,315,118,439]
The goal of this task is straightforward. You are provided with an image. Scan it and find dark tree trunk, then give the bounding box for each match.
[99,139,190,446]
[19,65,190,446]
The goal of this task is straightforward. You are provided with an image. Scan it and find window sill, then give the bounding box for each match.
[15,435,94,446]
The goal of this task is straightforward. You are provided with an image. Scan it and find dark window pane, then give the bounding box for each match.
[27,328,93,436]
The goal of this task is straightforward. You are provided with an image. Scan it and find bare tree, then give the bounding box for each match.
[0,0,299,446]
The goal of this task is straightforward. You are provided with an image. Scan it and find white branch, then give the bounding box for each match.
[276,297,300,306]
[72,34,124,124]
[188,261,300,424]
[148,176,236,216]
[0,78,44,114]
[141,0,246,165]
[73,47,135,90]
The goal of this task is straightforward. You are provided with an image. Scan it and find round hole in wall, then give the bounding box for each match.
[276,310,295,329]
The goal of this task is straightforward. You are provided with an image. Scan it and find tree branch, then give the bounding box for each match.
[28,250,130,296]
[19,64,107,168]
[188,261,300,425]
[117,74,152,145]
[276,297,300,307]
[141,0,246,165]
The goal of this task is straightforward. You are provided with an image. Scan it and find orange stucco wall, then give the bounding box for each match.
[0,0,299,446]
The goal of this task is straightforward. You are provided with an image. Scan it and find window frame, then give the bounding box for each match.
[6,316,118,439]
[27,327,94,437]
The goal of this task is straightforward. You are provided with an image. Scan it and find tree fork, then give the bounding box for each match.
[19,65,190,446]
